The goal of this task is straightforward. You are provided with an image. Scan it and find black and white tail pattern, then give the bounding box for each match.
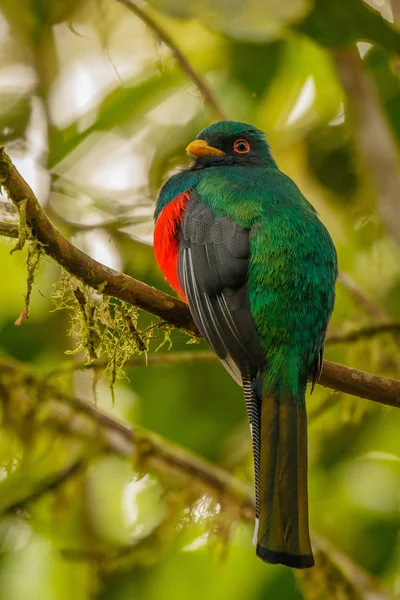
[243,374,262,545]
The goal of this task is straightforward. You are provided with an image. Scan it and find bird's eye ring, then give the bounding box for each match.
[234,139,250,154]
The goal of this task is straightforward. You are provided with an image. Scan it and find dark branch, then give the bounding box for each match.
[319,361,400,408]
[0,459,85,515]
[0,148,195,332]
[52,351,400,410]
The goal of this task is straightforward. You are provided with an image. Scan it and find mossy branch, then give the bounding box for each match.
[0,357,387,599]
[0,148,400,407]
[0,147,195,332]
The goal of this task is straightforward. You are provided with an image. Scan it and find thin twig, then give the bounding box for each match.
[124,313,147,352]
[326,322,400,344]
[337,271,389,322]
[46,350,216,378]
[338,270,400,349]
[0,459,85,515]
[115,0,227,121]
[1,148,400,406]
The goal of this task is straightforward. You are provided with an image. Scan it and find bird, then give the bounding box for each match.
[153,120,338,569]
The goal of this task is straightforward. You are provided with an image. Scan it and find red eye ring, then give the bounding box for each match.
[234,138,250,154]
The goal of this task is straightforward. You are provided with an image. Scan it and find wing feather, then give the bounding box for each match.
[178,198,264,381]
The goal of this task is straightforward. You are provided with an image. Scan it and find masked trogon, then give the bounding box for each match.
[153,121,337,568]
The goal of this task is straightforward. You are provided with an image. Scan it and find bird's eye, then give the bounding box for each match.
[233,139,250,154]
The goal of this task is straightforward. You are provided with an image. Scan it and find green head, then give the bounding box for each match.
[186,121,277,170]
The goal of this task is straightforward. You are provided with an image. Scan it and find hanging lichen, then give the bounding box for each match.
[0,180,41,326]
[10,197,28,255]
[15,240,44,326]
[154,324,173,352]
[102,299,148,402]
[50,271,169,399]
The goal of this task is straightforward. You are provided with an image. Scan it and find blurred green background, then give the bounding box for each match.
[1,0,400,598]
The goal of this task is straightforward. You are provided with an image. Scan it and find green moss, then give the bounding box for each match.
[155,324,173,352]
[14,240,43,325]
[51,272,168,398]
[10,197,28,255]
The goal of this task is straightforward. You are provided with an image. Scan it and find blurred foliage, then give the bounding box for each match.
[0,0,400,598]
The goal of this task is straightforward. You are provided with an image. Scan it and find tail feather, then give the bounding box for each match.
[256,393,314,569]
[242,376,262,541]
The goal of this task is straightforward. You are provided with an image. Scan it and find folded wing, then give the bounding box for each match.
[178,194,264,383]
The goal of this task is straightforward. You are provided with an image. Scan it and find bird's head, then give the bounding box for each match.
[186,121,277,169]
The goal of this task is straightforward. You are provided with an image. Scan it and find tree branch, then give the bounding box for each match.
[0,357,254,519]
[0,457,85,515]
[1,148,400,407]
[0,148,195,332]
[54,351,400,409]
[5,218,381,332]
[115,0,227,121]
[318,361,400,408]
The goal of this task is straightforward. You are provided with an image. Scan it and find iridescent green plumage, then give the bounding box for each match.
[154,121,338,568]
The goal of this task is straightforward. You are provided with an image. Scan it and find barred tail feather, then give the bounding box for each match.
[242,376,262,548]
[256,393,314,569]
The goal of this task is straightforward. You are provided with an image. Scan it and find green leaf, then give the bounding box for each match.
[229,40,286,97]
[306,125,360,200]
[0,96,31,145]
[48,71,182,167]
[0,0,81,46]
[295,0,400,53]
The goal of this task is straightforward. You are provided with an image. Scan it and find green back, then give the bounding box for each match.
[196,164,338,403]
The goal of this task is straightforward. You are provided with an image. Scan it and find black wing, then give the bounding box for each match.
[178,195,265,528]
[178,195,264,383]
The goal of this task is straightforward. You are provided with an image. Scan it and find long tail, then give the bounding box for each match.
[244,376,314,569]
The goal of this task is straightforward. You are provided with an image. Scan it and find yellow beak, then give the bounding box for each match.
[186,139,225,158]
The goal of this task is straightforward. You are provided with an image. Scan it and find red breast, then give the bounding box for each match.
[153,192,190,301]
